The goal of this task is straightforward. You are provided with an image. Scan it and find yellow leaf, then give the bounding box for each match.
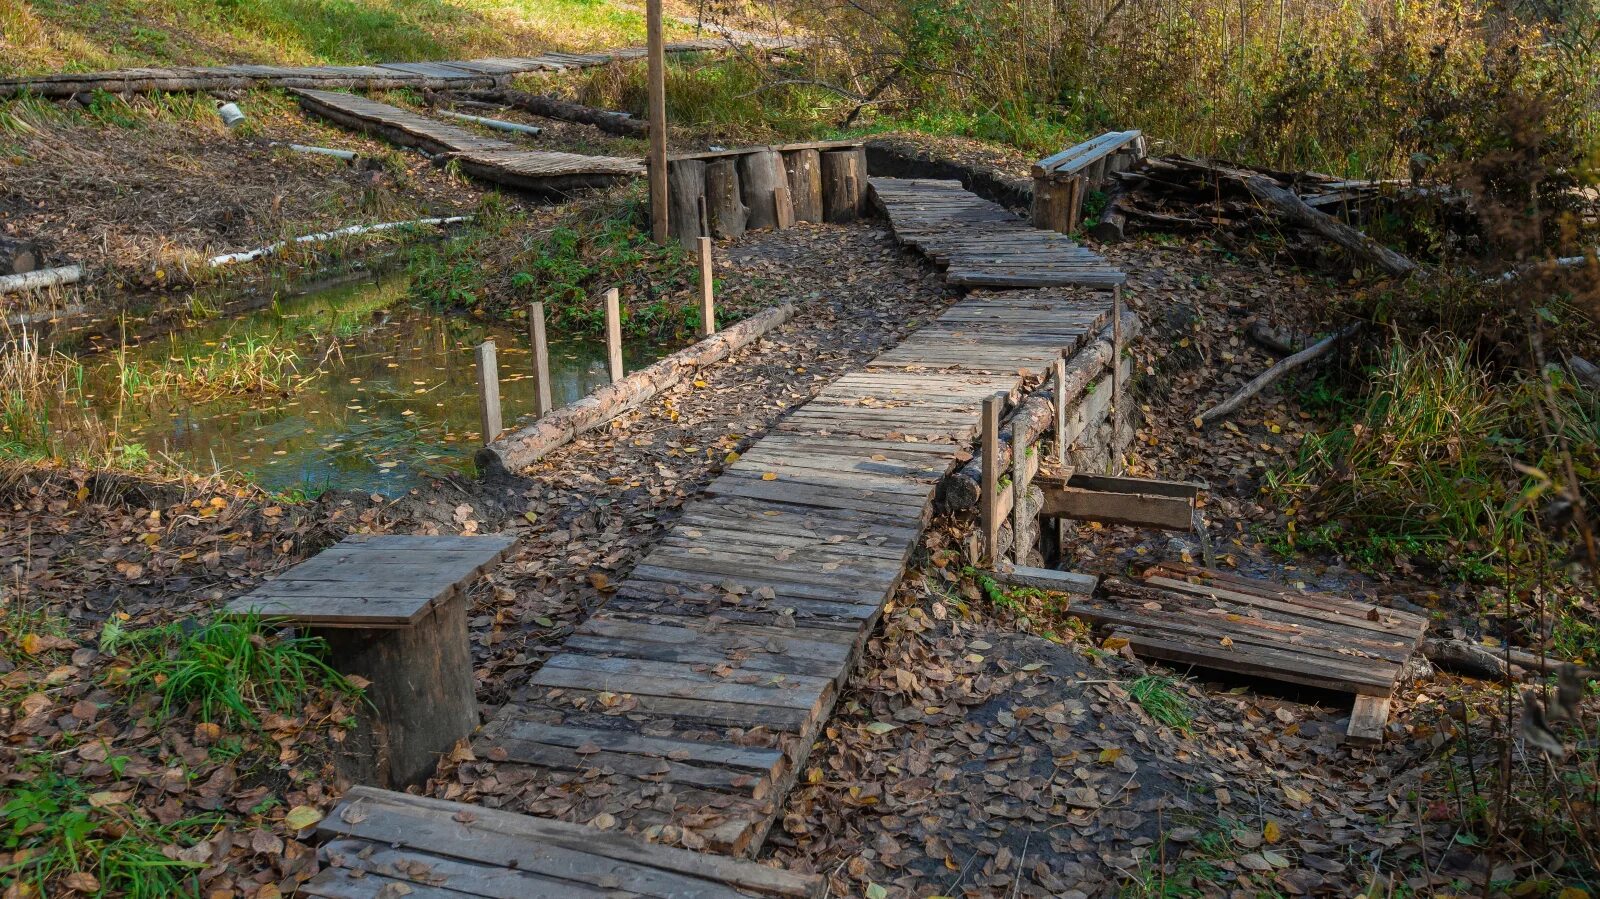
[1557,889,1591,899]
[20,634,41,654]
[1101,636,1129,651]
[724,451,740,464]
[1098,747,1122,764]
[693,379,707,388]
[1264,820,1281,843]
[1282,785,1312,804]
[761,472,778,481]
[1219,636,1234,647]
[284,805,324,831]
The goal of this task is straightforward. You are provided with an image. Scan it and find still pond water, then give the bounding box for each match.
[64,271,666,495]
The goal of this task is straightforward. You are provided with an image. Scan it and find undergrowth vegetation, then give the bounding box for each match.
[407,187,708,340]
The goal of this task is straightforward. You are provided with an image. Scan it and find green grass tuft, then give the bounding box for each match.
[1128,675,1193,733]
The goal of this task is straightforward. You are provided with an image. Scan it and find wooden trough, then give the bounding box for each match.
[663,140,868,246]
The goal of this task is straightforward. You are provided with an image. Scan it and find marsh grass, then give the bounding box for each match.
[119,613,360,728]
[0,757,215,899]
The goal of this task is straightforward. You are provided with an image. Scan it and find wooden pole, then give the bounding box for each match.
[1012,427,1029,565]
[529,301,552,416]
[475,340,502,445]
[697,237,716,338]
[980,394,1003,565]
[604,287,624,383]
[646,0,669,244]
[1111,285,1124,475]
[1052,358,1067,465]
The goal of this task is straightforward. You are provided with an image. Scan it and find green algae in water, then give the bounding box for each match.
[63,272,667,495]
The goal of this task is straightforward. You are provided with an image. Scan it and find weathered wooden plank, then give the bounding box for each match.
[1346,695,1392,746]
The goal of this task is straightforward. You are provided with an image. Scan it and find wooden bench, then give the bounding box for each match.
[1031,130,1146,234]
[226,533,517,789]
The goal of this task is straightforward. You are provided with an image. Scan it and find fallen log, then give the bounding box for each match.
[1194,323,1359,426]
[207,216,472,267]
[941,310,1139,513]
[0,237,40,275]
[0,264,83,295]
[434,109,542,137]
[466,89,646,137]
[1090,181,1128,242]
[1421,638,1509,681]
[1243,175,1417,277]
[479,303,796,476]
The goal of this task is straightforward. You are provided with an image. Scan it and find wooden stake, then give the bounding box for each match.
[1110,284,1124,475]
[980,394,1003,565]
[604,287,624,383]
[529,301,552,416]
[697,237,716,338]
[773,182,795,229]
[475,340,502,445]
[1052,358,1067,465]
[698,194,710,239]
[1012,427,1029,565]
[646,0,669,244]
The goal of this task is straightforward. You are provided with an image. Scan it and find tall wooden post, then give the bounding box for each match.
[529,301,552,416]
[1111,284,1124,475]
[697,237,716,338]
[646,0,669,244]
[475,340,501,445]
[604,287,624,383]
[980,394,1002,565]
[1012,427,1029,566]
[1052,358,1068,465]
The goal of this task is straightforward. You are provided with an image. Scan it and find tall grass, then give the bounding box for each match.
[1271,336,1599,578]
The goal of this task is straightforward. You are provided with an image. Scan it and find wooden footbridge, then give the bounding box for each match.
[293,89,644,193]
[227,177,1127,895]
[0,38,779,99]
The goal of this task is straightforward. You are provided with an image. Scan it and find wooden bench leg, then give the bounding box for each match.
[319,592,478,789]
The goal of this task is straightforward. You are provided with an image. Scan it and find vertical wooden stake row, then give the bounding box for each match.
[697,237,716,338]
[529,301,552,417]
[1011,426,1029,566]
[604,287,624,384]
[1110,284,1124,475]
[475,340,502,446]
[980,394,1002,565]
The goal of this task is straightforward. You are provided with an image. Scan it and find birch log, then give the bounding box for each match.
[479,303,795,476]
[469,89,646,137]
[0,265,83,295]
[207,217,471,267]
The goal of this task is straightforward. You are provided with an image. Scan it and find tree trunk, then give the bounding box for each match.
[1243,175,1417,277]
[469,88,646,137]
[784,149,824,223]
[667,158,707,246]
[705,158,748,239]
[820,147,867,223]
[0,237,39,276]
[738,149,785,230]
[479,303,795,476]
[1090,181,1127,242]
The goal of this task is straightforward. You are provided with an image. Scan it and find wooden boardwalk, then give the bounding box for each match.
[294,89,644,192]
[467,286,1113,857]
[870,177,1126,288]
[0,39,774,99]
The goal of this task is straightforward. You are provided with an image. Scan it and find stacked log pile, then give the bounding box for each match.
[664,141,867,246]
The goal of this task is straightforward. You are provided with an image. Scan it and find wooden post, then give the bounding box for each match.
[475,340,502,445]
[773,182,795,229]
[604,287,624,383]
[646,0,669,244]
[1110,285,1124,475]
[697,237,716,338]
[1012,427,1029,565]
[1052,358,1067,465]
[980,394,1002,565]
[529,301,552,416]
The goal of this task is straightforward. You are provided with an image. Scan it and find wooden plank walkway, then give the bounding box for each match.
[869,177,1126,288]
[293,89,644,192]
[0,39,777,99]
[306,787,822,897]
[467,285,1115,858]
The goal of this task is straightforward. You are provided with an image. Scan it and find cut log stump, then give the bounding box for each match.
[820,147,867,223]
[705,157,748,239]
[784,148,824,223]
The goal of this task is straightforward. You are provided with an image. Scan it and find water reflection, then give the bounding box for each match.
[66,271,667,495]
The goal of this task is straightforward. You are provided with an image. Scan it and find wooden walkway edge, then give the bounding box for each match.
[0,39,791,99]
